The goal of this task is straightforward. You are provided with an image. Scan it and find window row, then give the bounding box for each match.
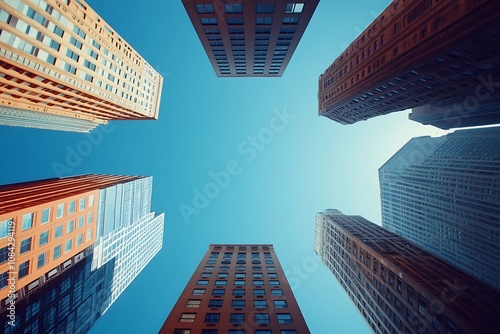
[175,330,296,334]
[197,279,280,286]
[180,312,293,324]
[186,299,287,309]
[193,288,283,297]
[196,3,304,14]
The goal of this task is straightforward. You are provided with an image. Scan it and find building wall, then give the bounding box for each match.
[315,210,500,334]
[318,0,500,127]
[182,0,319,77]
[159,244,310,333]
[0,189,98,300]
[0,0,163,132]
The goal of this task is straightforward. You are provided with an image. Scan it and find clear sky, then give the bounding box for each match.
[0,0,450,333]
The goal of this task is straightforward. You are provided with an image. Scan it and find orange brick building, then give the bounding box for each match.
[0,0,163,132]
[0,174,144,302]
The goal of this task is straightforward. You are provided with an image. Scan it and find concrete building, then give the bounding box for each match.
[0,0,163,132]
[159,244,310,334]
[315,210,500,334]
[318,0,500,128]
[182,0,319,77]
[379,127,500,290]
[0,174,164,332]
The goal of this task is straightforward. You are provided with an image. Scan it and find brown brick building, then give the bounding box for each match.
[182,0,319,77]
[159,244,310,334]
[318,0,500,129]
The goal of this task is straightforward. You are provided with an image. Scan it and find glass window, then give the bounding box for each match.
[201,17,217,25]
[205,266,215,270]
[282,17,299,25]
[285,3,304,13]
[274,300,288,308]
[271,289,283,296]
[195,4,214,13]
[197,280,209,285]
[78,216,85,228]
[0,219,11,239]
[79,198,86,210]
[215,280,227,286]
[37,253,46,269]
[202,272,213,278]
[22,213,33,231]
[232,300,245,308]
[281,331,297,334]
[65,239,73,253]
[53,245,61,260]
[41,208,51,224]
[88,195,95,207]
[225,4,242,13]
[0,247,8,264]
[86,229,92,241]
[0,271,8,290]
[268,273,278,278]
[233,288,245,297]
[180,313,196,322]
[256,4,274,13]
[208,299,223,308]
[20,238,32,254]
[254,300,267,309]
[67,220,74,233]
[227,17,244,25]
[254,289,265,297]
[253,273,263,278]
[255,313,270,324]
[19,260,30,279]
[256,17,272,25]
[204,313,220,323]
[212,289,225,297]
[230,313,245,324]
[253,280,264,286]
[217,273,227,278]
[39,231,49,246]
[56,204,64,218]
[277,313,292,324]
[257,331,272,334]
[193,289,205,295]
[270,280,280,286]
[229,331,244,334]
[55,225,63,238]
[186,299,201,308]
[174,330,191,334]
[76,233,83,246]
[87,213,93,223]
[68,201,75,214]
[235,273,246,278]
[234,280,245,286]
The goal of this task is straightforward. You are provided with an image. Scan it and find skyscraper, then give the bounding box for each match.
[0,174,164,332]
[159,244,310,334]
[317,0,500,128]
[379,127,500,290]
[182,0,319,77]
[0,0,163,132]
[315,210,500,334]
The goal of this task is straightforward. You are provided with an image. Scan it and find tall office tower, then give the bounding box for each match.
[182,0,319,77]
[379,127,500,290]
[159,244,310,334]
[0,174,164,322]
[318,0,500,128]
[0,0,163,132]
[315,210,500,334]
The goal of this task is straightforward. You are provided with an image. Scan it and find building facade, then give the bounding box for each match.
[318,0,500,128]
[182,0,319,77]
[315,210,500,334]
[379,127,500,290]
[0,0,163,132]
[0,174,164,333]
[159,244,310,334]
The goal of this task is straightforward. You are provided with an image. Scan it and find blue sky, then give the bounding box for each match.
[0,0,450,333]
